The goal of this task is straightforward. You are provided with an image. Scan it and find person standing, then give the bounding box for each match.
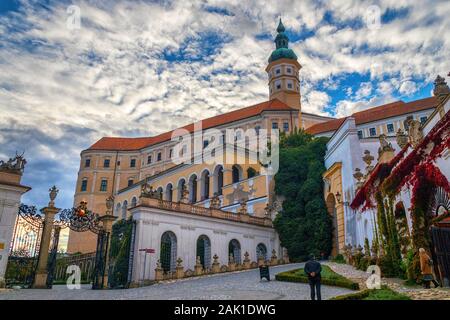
[419,248,439,288]
[304,254,322,300]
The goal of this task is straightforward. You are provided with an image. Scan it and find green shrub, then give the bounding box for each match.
[275,265,359,290]
[331,285,410,300]
[332,254,346,264]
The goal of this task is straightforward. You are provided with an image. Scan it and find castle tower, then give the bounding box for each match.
[266,19,302,128]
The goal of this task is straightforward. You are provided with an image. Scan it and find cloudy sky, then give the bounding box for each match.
[0,0,449,209]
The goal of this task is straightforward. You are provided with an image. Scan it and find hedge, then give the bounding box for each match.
[275,265,359,290]
[331,285,410,300]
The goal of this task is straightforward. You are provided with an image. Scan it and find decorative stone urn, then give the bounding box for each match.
[270,249,278,266]
[212,254,220,273]
[194,256,203,276]
[176,257,184,279]
[155,260,164,281]
[243,251,251,269]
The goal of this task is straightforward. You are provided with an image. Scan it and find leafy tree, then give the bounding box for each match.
[273,129,332,261]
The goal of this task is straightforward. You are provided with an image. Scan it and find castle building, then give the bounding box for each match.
[67,20,448,284]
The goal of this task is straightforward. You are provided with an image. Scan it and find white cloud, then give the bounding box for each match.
[0,0,449,208]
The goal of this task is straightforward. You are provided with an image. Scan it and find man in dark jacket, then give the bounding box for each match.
[304,254,322,300]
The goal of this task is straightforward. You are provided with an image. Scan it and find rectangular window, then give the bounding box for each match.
[420,116,427,124]
[80,179,88,192]
[369,127,377,137]
[157,152,162,161]
[84,159,90,168]
[100,179,108,192]
[275,81,281,90]
[147,155,152,164]
[128,179,134,187]
[275,68,281,75]
[203,140,209,149]
[169,149,173,158]
[283,122,289,132]
[287,82,293,89]
[103,159,110,168]
[130,159,136,167]
[286,67,292,74]
[387,123,394,133]
[357,130,363,139]
[255,125,261,135]
[272,122,279,129]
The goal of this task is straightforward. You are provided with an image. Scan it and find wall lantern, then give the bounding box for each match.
[335,191,342,203]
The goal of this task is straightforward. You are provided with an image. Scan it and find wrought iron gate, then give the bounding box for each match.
[5,205,44,288]
[431,226,450,287]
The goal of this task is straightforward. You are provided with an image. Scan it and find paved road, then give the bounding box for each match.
[0,263,354,300]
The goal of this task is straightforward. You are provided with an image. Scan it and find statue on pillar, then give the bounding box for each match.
[406,118,423,148]
[396,128,408,149]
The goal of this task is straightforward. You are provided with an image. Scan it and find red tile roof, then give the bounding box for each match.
[88,99,296,151]
[305,97,438,135]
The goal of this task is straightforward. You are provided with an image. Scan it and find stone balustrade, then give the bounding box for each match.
[139,197,273,227]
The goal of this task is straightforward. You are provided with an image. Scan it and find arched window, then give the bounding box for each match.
[165,183,173,202]
[228,239,241,264]
[232,165,242,183]
[256,243,267,260]
[201,170,210,200]
[160,231,177,273]
[122,200,128,220]
[247,167,257,179]
[157,187,163,199]
[189,174,198,203]
[213,165,224,196]
[131,197,137,208]
[177,178,186,201]
[196,235,211,269]
[115,203,121,217]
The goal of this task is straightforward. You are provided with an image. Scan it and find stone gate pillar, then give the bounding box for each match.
[33,186,59,289]
[99,200,117,288]
[0,155,30,288]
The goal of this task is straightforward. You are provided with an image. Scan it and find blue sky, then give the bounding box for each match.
[0,0,449,209]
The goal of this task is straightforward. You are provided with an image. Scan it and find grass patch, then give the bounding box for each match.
[331,285,410,300]
[275,265,359,290]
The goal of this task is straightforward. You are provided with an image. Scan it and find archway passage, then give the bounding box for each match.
[228,239,241,264]
[196,235,211,269]
[160,231,177,273]
[256,243,267,260]
[326,193,338,257]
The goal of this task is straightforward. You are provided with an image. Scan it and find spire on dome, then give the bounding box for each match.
[276,18,285,33]
[268,18,298,63]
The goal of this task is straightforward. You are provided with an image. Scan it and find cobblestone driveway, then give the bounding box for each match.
[0,263,354,300]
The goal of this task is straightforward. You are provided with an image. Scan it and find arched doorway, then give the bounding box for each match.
[213,165,224,195]
[256,243,267,260]
[228,239,241,264]
[201,170,210,201]
[165,183,173,202]
[196,235,211,269]
[232,165,242,183]
[160,231,177,273]
[326,193,338,257]
[189,174,198,203]
[177,178,186,201]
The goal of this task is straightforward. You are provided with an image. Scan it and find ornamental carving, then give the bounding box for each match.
[406,118,423,148]
[396,128,408,149]
[0,152,27,174]
[433,75,450,100]
[362,150,374,174]
[378,134,394,157]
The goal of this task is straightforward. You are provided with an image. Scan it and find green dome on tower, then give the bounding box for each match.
[268,18,298,63]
